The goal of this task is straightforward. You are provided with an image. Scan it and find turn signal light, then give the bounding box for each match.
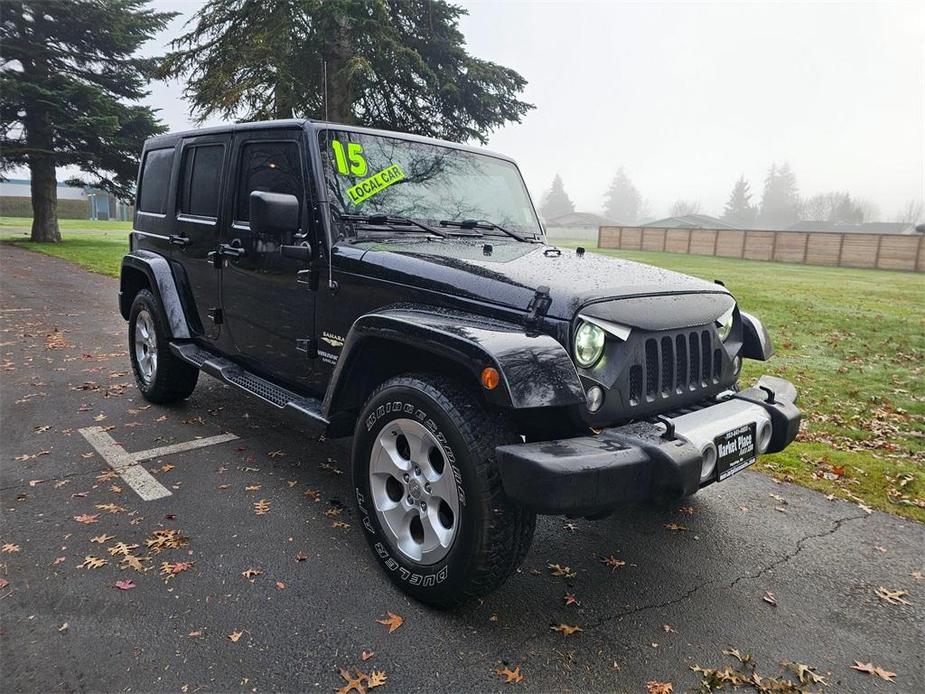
[480,366,500,390]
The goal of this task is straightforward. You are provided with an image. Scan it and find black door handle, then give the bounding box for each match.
[218,242,246,258]
[168,234,191,247]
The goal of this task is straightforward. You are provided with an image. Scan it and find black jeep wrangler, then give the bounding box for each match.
[120,119,800,607]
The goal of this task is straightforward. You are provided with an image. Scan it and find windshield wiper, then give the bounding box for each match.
[339,213,449,239]
[438,219,535,243]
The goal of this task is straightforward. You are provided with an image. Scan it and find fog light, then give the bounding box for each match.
[586,385,604,412]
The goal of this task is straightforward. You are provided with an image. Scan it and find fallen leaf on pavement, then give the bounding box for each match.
[376,611,404,633]
[1,543,21,554]
[851,661,896,682]
[662,624,676,633]
[107,542,138,557]
[367,671,387,689]
[0,578,9,588]
[242,568,263,579]
[664,523,688,531]
[361,650,374,661]
[304,488,321,500]
[783,661,827,685]
[90,534,114,544]
[275,581,286,589]
[58,622,69,632]
[287,480,298,488]
[228,630,244,642]
[120,555,148,572]
[332,521,350,529]
[296,551,308,561]
[160,561,194,580]
[600,554,626,572]
[762,591,777,606]
[267,450,286,458]
[52,556,66,565]
[495,665,524,684]
[564,592,579,606]
[547,563,576,578]
[253,499,271,515]
[335,669,366,694]
[245,484,261,492]
[78,555,108,569]
[550,623,582,636]
[145,528,188,553]
[875,586,912,605]
[114,579,136,590]
[74,514,100,525]
[646,682,673,694]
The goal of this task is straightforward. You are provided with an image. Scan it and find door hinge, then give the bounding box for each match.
[208,307,223,325]
[296,338,317,357]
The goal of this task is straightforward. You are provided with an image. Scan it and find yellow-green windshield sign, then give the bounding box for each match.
[346,164,406,205]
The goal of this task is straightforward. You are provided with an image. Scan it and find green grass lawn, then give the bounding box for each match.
[1,230,128,277]
[5,231,924,521]
[0,216,132,231]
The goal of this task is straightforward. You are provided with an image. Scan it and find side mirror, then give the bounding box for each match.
[250,191,299,236]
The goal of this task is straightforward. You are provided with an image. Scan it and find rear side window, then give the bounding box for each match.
[235,141,303,223]
[179,144,224,218]
[138,148,174,214]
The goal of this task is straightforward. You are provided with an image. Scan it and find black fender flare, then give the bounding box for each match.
[322,307,585,419]
[119,251,191,339]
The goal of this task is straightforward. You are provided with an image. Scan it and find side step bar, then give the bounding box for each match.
[170,342,328,425]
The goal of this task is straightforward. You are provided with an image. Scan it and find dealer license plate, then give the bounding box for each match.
[714,422,757,482]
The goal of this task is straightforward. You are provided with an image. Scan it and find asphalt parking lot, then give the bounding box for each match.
[1,244,923,693]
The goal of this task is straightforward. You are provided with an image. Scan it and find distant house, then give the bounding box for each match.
[0,178,132,220]
[544,211,618,242]
[641,214,736,229]
[786,221,917,235]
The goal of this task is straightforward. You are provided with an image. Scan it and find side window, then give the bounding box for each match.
[179,144,224,218]
[138,148,174,214]
[235,141,303,223]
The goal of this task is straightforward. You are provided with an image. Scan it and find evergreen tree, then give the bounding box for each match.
[539,174,574,220]
[1,0,175,242]
[721,175,757,228]
[758,162,801,229]
[159,0,533,145]
[602,167,640,223]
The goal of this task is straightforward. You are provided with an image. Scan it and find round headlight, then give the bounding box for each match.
[574,321,605,368]
[716,305,735,341]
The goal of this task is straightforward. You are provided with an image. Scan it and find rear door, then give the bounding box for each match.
[172,134,230,341]
[219,130,318,390]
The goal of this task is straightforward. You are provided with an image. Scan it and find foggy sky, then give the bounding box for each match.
[50,1,925,220]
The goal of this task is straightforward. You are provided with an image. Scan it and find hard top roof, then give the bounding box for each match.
[143,119,514,162]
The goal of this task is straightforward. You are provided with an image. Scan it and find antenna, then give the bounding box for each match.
[323,58,336,290]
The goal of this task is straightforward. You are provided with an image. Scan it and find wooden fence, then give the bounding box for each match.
[597,226,925,272]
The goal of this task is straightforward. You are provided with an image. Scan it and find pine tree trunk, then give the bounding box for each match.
[325,14,355,124]
[29,153,61,243]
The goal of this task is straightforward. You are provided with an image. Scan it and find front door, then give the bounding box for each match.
[219,131,318,391]
[172,134,230,341]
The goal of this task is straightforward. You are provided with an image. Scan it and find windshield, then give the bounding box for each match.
[318,129,542,238]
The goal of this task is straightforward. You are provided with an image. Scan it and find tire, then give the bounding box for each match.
[128,289,199,404]
[352,373,536,608]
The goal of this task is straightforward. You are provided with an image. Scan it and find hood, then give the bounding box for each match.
[352,238,731,324]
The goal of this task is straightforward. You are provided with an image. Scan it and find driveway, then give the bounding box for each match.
[1,244,922,693]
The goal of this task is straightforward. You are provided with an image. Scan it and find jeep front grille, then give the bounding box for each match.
[631,328,721,406]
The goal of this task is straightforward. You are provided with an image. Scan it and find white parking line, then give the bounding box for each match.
[78,426,238,501]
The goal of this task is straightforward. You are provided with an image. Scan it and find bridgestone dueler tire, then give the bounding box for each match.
[128,289,199,404]
[352,373,536,608]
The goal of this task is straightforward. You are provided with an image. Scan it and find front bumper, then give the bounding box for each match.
[496,375,801,516]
